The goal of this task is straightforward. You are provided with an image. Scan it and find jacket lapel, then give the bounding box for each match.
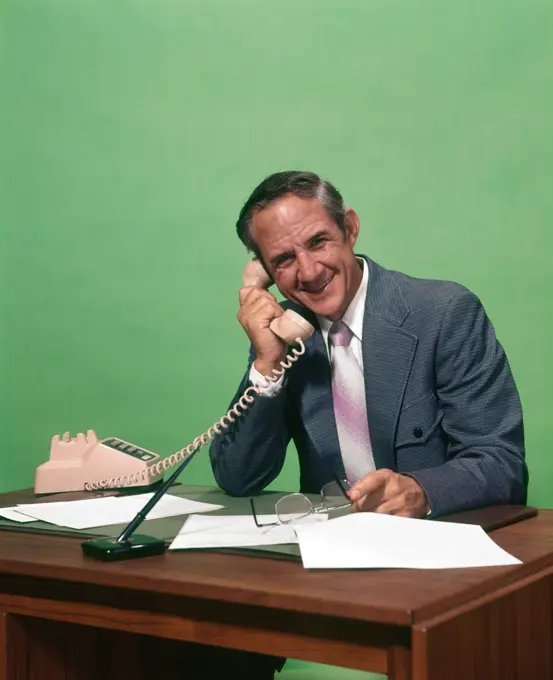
[361,258,417,471]
[361,317,417,471]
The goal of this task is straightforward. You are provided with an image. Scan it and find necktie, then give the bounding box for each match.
[329,320,376,483]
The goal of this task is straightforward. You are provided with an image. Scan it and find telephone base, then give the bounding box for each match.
[81,535,166,562]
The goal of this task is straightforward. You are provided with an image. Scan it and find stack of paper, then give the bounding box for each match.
[0,494,223,530]
[292,512,521,569]
[169,513,327,550]
[0,507,36,523]
[169,511,519,569]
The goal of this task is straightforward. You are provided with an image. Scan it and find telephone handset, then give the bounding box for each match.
[34,260,314,495]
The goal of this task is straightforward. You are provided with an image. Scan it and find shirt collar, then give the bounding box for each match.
[317,257,369,344]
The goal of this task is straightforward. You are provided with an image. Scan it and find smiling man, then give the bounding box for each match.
[209,170,527,522]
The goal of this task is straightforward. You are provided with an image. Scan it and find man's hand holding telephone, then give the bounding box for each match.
[238,284,288,379]
[239,259,313,380]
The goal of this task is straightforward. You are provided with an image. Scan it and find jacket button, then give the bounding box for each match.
[413,427,423,439]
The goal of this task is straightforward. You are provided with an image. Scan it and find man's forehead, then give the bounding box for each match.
[261,196,322,222]
[252,196,331,238]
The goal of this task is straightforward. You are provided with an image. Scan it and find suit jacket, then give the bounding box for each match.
[209,257,527,517]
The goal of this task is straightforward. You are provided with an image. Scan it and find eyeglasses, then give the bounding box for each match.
[249,476,352,528]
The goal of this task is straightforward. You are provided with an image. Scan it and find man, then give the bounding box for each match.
[210,170,527,518]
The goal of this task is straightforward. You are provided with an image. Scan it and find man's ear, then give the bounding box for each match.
[344,208,361,247]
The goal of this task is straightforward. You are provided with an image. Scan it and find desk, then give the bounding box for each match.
[0,495,552,680]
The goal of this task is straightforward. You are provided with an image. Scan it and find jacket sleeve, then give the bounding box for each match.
[208,348,292,496]
[407,288,528,517]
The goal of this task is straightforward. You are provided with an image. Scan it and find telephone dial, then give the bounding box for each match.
[34,260,314,495]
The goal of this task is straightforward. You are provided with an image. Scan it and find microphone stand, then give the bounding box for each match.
[81,445,201,561]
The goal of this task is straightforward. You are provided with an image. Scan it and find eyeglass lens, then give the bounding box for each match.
[275,493,314,523]
[321,479,351,507]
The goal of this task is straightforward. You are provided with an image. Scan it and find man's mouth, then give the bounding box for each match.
[300,276,333,295]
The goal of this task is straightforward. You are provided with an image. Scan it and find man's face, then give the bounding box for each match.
[251,195,363,320]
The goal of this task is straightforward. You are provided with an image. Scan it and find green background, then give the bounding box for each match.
[2,0,552,499]
[1,1,552,677]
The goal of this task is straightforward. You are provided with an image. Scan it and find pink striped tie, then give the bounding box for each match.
[329,320,376,483]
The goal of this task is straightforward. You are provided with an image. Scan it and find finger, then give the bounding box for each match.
[239,286,276,308]
[348,470,390,502]
[368,496,423,518]
[246,296,283,320]
[238,298,283,330]
[350,487,387,513]
[372,499,404,515]
[239,286,254,306]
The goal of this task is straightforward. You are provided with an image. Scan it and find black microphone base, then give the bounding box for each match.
[81,535,166,562]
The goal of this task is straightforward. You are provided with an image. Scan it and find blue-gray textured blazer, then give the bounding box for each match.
[209,257,527,517]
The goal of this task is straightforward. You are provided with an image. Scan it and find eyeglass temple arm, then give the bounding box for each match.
[249,498,278,527]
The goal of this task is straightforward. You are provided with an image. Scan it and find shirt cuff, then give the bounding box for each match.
[249,363,285,397]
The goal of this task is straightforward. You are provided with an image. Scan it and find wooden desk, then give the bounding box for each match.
[1,504,552,679]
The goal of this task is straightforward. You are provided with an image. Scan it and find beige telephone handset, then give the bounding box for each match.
[34,260,314,495]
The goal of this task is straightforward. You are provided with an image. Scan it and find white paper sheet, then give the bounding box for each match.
[0,507,37,523]
[14,494,224,530]
[169,513,327,550]
[293,512,522,569]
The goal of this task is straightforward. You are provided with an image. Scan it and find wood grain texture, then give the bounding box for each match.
[0,617,287,680]
[0,614,28,680]
[387,645,411,680]
[0,589,392,672]
[411,566,553,680]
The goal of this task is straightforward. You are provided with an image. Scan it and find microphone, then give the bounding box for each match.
[81,445,200,561]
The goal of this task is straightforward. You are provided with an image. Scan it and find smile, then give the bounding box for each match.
[302,277,333,295]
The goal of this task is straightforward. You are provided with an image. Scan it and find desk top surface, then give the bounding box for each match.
[1,487,552,627]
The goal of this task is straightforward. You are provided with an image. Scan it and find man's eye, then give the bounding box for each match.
[275,255,293,268]
[310,237,326,248]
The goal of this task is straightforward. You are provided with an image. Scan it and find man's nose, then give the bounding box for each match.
[296,252,322,283]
